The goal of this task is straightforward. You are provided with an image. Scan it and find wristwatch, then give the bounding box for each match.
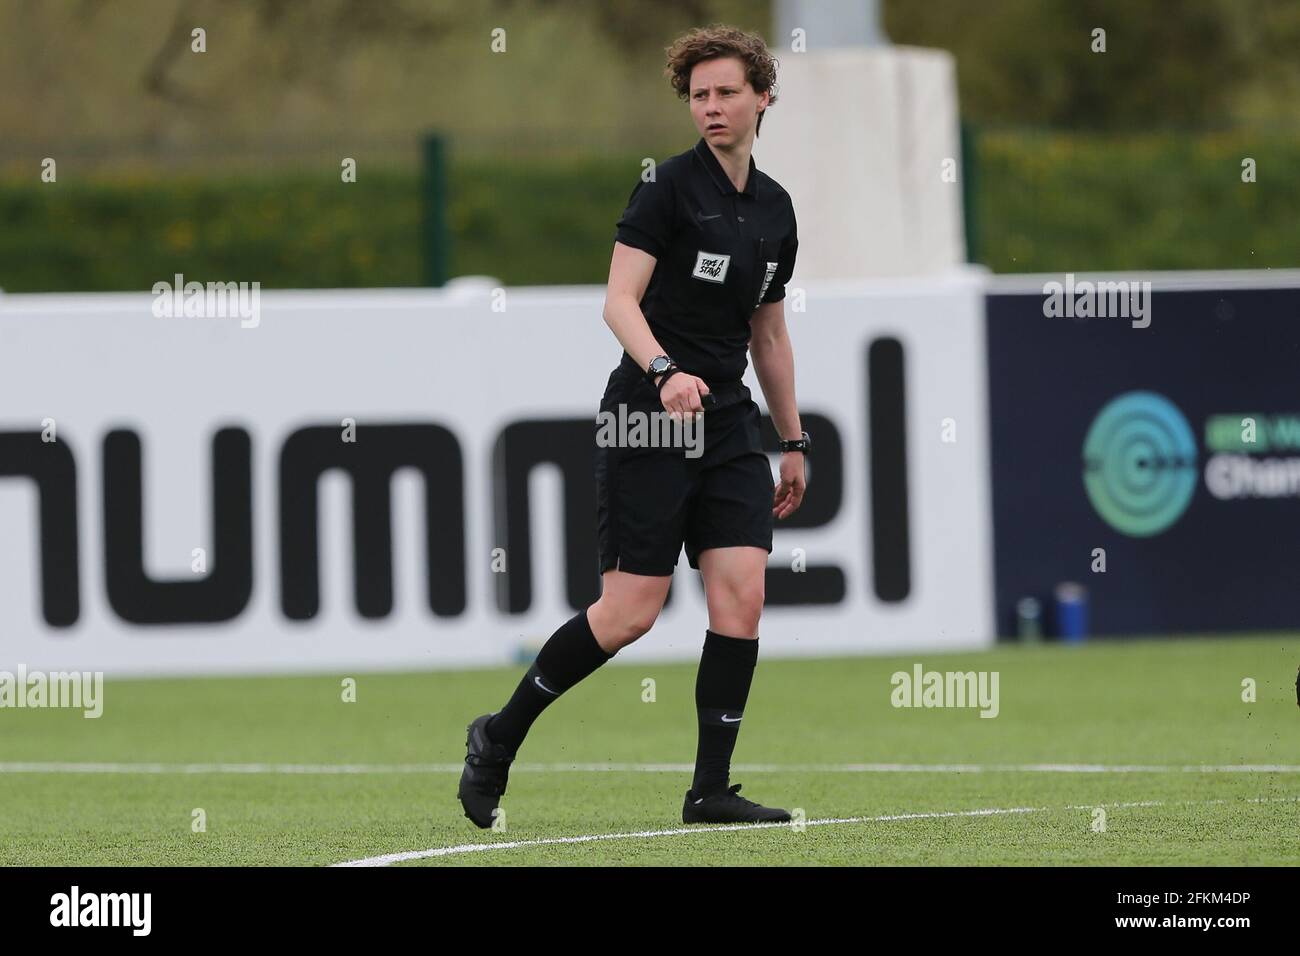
[645,354,677,386]
[778,430,812,455]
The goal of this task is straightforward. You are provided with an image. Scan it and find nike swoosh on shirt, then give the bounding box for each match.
[697,212,723,221]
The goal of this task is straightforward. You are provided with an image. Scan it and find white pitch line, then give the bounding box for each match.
[331,795,1300,867]
[331,805,1046,866]
[4,761,1300,775]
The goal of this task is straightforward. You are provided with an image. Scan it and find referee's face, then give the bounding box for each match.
[688,57,769,148]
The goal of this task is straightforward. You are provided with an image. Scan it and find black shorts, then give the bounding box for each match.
[594,362,775,576]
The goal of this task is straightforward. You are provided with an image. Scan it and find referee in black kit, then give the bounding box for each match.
[460,25,807,828]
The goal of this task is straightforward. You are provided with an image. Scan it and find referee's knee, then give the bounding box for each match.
[707,583,764,635]
[588,599,660,651]
[708,610,762,639]
[706,591,764,637]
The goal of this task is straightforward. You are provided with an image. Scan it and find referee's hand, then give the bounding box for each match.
[773,454,806,520]
[659,373,710,422]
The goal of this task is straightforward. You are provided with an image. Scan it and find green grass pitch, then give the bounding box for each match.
[1,635,1297,866]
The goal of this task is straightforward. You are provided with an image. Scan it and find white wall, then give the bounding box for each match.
[755,45,966,277]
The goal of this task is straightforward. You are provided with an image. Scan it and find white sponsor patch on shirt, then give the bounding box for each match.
[691,250,730,283]
[756,259,779,305]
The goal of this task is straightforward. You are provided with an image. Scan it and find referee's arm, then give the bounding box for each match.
[602,241,672,378]
[749,300,802,443]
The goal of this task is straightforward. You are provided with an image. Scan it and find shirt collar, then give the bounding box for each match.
[693,137,758,198]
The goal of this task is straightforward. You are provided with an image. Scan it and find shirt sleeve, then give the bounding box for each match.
[760,213,799,305]
[614,175,676,260]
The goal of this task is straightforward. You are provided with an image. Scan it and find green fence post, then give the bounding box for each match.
[959,120,980,265]
[421,132,449,287]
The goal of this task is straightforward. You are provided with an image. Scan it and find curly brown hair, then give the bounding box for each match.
[664,24,779,136]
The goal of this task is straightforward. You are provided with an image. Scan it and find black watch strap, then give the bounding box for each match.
[778,430,811,454]
[655,367,683,393]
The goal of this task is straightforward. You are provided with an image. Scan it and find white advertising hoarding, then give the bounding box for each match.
[0,273,994,676]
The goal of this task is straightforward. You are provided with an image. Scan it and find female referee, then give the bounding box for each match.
[459,24,806,828]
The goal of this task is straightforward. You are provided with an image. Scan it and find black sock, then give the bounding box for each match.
[486,607,615,753]
[691,628,759,797]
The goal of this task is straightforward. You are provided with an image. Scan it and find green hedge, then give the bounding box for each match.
[0,170,422,292]
[0,158,642,292]
[973,129,1300,272]
[1,131,1296,293]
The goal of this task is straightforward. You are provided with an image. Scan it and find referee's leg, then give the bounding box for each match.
[697,546,766,638]
[479,569,671,755]
[458,569,670,826]
[691,546,767,797]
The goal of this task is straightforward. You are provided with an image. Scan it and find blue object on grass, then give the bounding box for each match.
[1053,582,1088,641]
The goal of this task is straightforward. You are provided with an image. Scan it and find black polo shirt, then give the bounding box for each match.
[613,137,798,384]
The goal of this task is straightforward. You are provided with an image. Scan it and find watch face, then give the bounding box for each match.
[649,357,671,374]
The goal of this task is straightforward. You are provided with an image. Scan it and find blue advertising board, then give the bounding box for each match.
[986,277,1300,637]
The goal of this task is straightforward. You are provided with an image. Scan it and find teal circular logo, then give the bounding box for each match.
[1082,391,1197,537]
